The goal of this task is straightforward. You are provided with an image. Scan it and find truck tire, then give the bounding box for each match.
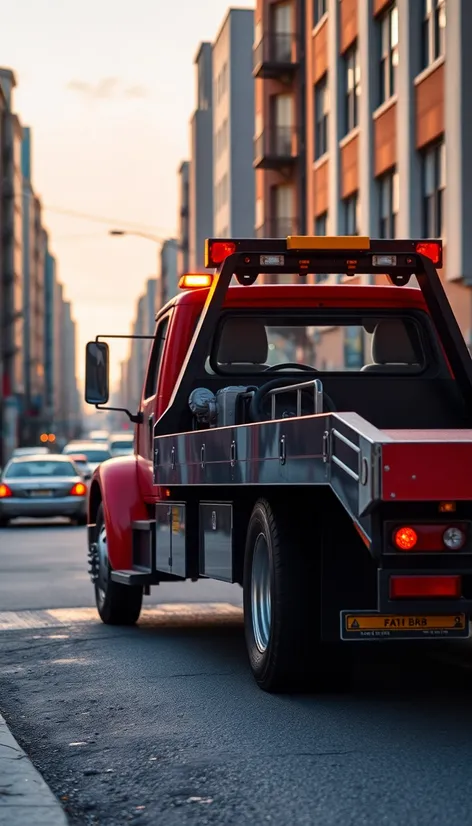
[94,503,143,625]
[243,498,340,693]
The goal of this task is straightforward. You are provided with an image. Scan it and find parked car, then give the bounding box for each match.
[62,442,112,473]
[12,446,51,458]
[0,455,87,527]
[109,432,134,457]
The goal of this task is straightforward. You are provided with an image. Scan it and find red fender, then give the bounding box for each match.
[88,456,148,571]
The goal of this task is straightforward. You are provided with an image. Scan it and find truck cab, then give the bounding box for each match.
[84,236,472,693]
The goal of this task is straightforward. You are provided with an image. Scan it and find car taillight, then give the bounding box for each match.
[0,484,12,498]
[70,482,86,496]
[390,575,461,600]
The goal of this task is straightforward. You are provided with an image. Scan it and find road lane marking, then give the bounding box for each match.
[0,603,243,632]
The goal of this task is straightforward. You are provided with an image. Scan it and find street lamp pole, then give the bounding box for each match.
[108,229,164,245]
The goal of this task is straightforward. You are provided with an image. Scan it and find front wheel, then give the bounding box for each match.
[93,503,143,625]
[243,498,342,693]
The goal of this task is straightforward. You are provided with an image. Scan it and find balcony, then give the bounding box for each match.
[255,218,300,239]
[254,127,300,170]
[253,33,299,80]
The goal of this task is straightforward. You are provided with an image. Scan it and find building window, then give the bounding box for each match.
[315,75,329,159]
[379,3,398,104]
[379,169,399,238]
[314,0,327,25]
[344,193,359,235]
[344,44,360,134]
[315,212,329,282]
[422,141,445,238]
[422,0,446,69]
[315,212,328,236]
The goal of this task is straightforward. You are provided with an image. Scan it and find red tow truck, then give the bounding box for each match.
[84,235,472,692]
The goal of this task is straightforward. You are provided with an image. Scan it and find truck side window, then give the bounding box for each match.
[144,316,170,400]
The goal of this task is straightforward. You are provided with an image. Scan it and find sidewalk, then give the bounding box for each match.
[0,711,67,826]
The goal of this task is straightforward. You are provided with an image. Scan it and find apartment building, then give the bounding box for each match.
[255,0,472,347]
[213,7,255,238]
[0,69,24,402]
[177,161,190,277]
[189,43,214,270]
[158,239,179,307]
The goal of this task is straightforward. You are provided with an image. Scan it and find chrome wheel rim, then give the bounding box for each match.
[96,523,108,608]
[251,533,272,653]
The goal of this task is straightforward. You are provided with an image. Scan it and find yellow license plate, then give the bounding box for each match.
[341,612,469,640]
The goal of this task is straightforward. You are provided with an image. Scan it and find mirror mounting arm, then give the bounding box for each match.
[96,405,143,424]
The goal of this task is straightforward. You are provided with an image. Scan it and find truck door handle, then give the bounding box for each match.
[148,414,154,450]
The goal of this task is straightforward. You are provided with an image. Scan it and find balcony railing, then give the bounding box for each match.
[254,126,300,170]
[255,219,300,239]
[253,33,300,79]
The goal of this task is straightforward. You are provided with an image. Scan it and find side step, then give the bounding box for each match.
[111,570,158,586]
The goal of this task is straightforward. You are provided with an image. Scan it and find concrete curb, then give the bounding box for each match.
[0,712,68,826]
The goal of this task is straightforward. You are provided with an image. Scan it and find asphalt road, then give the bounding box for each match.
[2,521,472,825]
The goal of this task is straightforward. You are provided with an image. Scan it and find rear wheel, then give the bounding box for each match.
[93,503,143,625]
[243,498,343,693]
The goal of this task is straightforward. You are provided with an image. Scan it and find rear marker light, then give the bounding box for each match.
[390,575,461,600]
[443,527,466,550]
[0,484,12,498]
[70,482,86,496]
[415,241,441,265]
[178,273,212,289]
[209,241,236,265]
[394,526,418,551]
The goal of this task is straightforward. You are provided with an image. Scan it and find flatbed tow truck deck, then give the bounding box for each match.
[84,235,472,692]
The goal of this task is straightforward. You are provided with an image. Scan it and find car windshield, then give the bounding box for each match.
[5,460,77,478]
[209,313,427,373]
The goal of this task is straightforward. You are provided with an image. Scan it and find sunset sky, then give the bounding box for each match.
[1,0,253,386]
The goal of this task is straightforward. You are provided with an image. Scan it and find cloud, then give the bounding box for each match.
[66,78,148,101]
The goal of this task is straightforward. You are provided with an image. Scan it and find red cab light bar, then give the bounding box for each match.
[204,237,443,269]
[390,575,461,600]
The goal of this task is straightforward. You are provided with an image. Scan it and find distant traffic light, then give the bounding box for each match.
[40,433,56,443]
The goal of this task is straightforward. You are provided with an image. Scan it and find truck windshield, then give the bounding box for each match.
[209,313,427,373]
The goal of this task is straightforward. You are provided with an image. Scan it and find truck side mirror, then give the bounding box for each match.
[85,341,110,405]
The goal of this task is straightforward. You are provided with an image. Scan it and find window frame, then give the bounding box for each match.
[343,192,360,236]
[421,140,445,239]
[422,0,446,69]
[313,0,327,26]
[379,3,399,105]
[143,313,171,400]
[344,43,360,135]
[314,74,329,160]
[378,168,399,239]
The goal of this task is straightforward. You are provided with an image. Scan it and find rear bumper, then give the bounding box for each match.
[0,496,87,519]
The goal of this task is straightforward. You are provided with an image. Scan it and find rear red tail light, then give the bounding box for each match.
[390,575,461,600]
[394,527,418,550]
[70,482,87,496]
[415,241,442,265]
[208,241,237,265]
[0,483,12,498]
[390,523,468,552]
